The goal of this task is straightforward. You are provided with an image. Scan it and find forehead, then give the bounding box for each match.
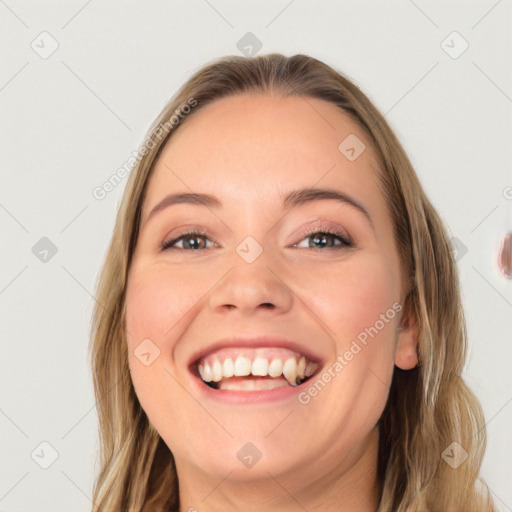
[143,93,384,217]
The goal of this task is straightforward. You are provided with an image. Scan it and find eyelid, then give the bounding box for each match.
[160,227,216,251]
[160,220,353,251]
[290,220,352,245]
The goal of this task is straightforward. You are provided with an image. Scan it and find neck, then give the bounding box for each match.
[177,427,381,512]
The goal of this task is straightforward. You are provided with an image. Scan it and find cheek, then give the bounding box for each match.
[301,254,398,407]
[124,264,209,449]
[299,260,397,428]
[307,254,399,346]
[125,263,206,348]
[124,264,204,406]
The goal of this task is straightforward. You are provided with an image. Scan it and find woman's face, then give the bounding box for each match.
[125,93,417,487]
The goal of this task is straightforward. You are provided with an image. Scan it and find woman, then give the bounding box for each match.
[89,53,497,511]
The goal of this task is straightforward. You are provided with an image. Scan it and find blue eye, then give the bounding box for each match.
[161,229,353,251]
[295,230,353,250]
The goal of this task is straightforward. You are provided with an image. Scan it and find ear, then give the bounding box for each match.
[395,300,419,370]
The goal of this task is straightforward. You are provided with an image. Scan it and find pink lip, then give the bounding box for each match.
[189,370,317,404]
[187,335,325,370]
[186,335,324,404]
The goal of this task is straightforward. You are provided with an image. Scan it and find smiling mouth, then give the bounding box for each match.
[192,348,320,391]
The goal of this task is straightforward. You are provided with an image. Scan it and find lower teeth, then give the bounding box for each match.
[206,376,307,391]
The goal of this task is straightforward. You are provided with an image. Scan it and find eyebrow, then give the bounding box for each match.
[144,187,373,229]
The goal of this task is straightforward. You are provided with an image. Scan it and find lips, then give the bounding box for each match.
[188,336,324,391]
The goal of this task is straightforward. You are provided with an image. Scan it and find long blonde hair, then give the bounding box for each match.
[89,53,497,511]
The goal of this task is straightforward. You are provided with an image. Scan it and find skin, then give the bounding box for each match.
[124,93,419,512]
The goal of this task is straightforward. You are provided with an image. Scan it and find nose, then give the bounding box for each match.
[208,248,294,315]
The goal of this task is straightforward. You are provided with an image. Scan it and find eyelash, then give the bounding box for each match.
[160,225,353,252]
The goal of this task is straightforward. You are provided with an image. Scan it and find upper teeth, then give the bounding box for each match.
[198,354,317,387]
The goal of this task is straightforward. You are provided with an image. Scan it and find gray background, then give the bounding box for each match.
[1,1,511,510]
